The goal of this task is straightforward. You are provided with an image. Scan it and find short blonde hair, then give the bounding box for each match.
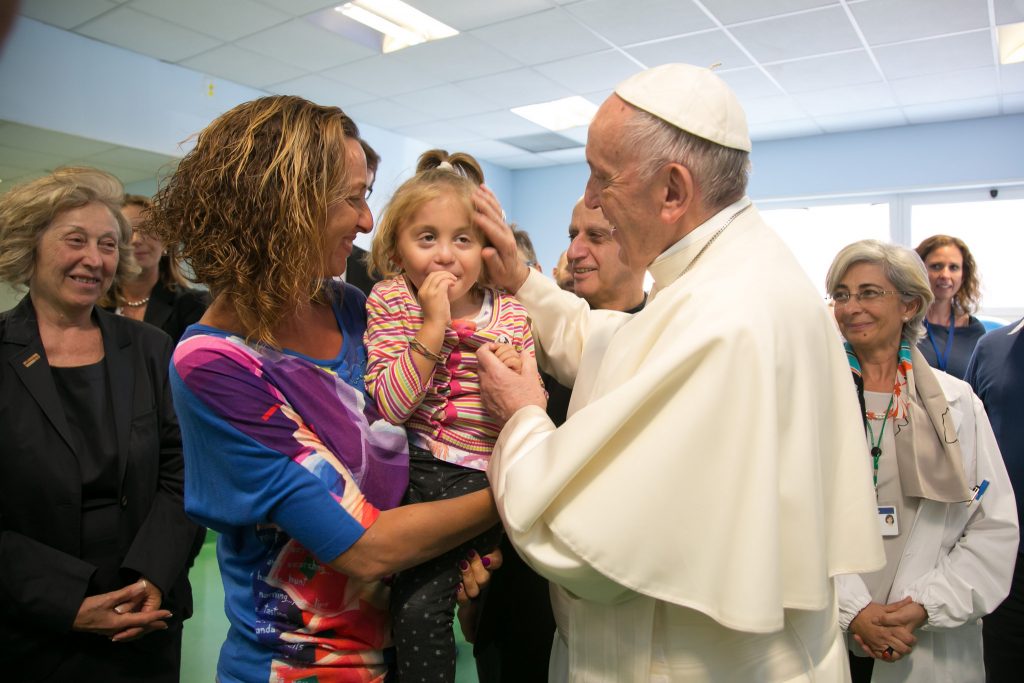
[825,239,934,344]
[149,95,360,347]
[0,166,137,289]
[368,149,486,280]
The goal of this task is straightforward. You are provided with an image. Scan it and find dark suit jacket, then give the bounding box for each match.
[0,296,199,677]
[346,245,379,297]
[140,279,209,345]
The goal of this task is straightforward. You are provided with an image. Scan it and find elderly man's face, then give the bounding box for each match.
[567,202,639,310]
[583,96,660,269]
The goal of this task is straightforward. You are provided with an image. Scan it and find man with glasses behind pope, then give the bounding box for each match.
[471,63,885,681]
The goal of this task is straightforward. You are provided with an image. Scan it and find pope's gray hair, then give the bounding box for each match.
[620,106,750,210]
[825,239,934,344]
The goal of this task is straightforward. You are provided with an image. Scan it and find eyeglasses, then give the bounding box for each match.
[827,288,908,305]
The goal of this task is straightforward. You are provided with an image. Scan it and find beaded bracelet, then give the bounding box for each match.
[408,337,444,363]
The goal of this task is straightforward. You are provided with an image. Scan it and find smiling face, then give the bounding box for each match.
[394,190,483,313]
[324,137,373,276]
[122,203,163,275]
[832,261,919,356]
[922,244,964,307]
[567,201,640,309]
[583,96,662,270]
[31,201,120,316]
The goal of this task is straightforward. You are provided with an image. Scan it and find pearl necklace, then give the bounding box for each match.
[123,296,151,307]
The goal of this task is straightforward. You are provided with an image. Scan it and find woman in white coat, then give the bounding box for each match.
[826,240,1018,683]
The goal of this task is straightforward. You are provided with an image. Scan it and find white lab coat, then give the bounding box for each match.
[837,372,1018,683]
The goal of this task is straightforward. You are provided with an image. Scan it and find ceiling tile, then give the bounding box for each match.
[470,9,607,65]
[458,139,536,159]
[483,153,553,169]
[994,0,1024,24]
[181,44,305,88]
[903,96,1000,124]
[405,0,553,31]
[566,0,715,46]
[77,6,220,62]
[765,50,881,93]
[626,29,751,71]
[535,50,641,93]
[0,122,116,156]
[394,120,483,148]
[815,108,907,133]
[345,98,439,129]
[251,0,337,17]
[539,147,586,164]
[560,124,590,144]
[236,18,374,71]
[444,111,549,139]
[742,95,808,123]
[19,0,118,29]
[749,118,822,140]
[84,147,176,171]
[700,0,838,26]
[390,34,521,82]
[793,81,897,116]
[728,6,862,62]
[1002,91,1024,113]
[998,62,1024,92]
[457,68,571,109]
[267,74,377,108]
[890,66,999,105]
[131,0,289,42]
[851,0,990,45]
[0,164,36,181]
[716,67,784,100]
[391,84,499,119]
[875,30,993,81]
[323,55,446,98]
[0,145,82,170]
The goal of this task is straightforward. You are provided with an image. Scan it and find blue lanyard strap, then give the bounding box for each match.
[925,317,956,371]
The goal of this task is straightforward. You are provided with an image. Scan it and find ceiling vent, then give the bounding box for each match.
[498,133,582,153]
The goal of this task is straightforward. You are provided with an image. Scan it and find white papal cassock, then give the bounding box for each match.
[488,197,886,682]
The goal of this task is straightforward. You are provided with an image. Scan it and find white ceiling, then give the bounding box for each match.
[11,0,1024,173]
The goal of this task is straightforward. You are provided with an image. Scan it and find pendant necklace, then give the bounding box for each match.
[865,390,896,489]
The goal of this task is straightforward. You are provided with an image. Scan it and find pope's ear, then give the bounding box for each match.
[660,162,694,224]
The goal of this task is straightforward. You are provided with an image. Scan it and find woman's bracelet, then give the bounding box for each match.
[408,337,444,363]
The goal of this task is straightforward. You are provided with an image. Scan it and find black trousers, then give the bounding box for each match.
[985,552,1024,682]
[390,445,502,683]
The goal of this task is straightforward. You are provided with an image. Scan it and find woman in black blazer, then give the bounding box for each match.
[0,168,199,682]
[105,195,208,345]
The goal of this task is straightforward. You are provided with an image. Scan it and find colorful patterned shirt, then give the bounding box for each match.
[171,283,409,683]
[365,276,533,471]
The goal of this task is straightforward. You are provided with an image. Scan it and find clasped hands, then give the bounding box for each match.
[72,576,170,643]
[850,597,928,662]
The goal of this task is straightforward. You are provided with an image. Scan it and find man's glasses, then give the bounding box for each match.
[827,287,908,305]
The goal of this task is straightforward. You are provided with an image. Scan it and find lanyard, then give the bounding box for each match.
[865,390,896,489]
[925,317,956,371]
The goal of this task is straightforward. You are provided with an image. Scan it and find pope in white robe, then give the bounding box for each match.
[473,64,886,682]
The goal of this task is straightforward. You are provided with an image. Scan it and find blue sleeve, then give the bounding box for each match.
[170,345,372,564]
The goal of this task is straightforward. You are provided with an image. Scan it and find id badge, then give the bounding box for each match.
[877,506,899,536]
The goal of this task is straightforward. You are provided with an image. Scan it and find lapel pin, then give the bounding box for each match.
[23,352,41,367]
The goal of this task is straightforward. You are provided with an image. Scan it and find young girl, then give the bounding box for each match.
[365,150,533,682]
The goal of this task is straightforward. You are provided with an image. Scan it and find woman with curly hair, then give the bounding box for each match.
[914,235,987,379]
[149,95,498,683]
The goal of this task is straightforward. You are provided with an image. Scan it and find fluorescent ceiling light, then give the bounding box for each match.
[336,1,457,54]
[997,21,1024,65]
[511,96,599,132]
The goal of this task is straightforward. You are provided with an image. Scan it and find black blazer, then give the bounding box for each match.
[0,296,199,674]
[141,279,209,345]
[346,245,380,297]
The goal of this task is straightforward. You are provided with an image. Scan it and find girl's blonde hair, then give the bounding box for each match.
[368,149,486,280]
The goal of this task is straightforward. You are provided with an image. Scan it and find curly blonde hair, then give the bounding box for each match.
[368,149,486,279]
[148,95,360,346]
[0,166,137,290]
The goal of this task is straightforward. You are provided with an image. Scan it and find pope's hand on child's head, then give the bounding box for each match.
[417,270,457,328]
[491,343,522,373]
